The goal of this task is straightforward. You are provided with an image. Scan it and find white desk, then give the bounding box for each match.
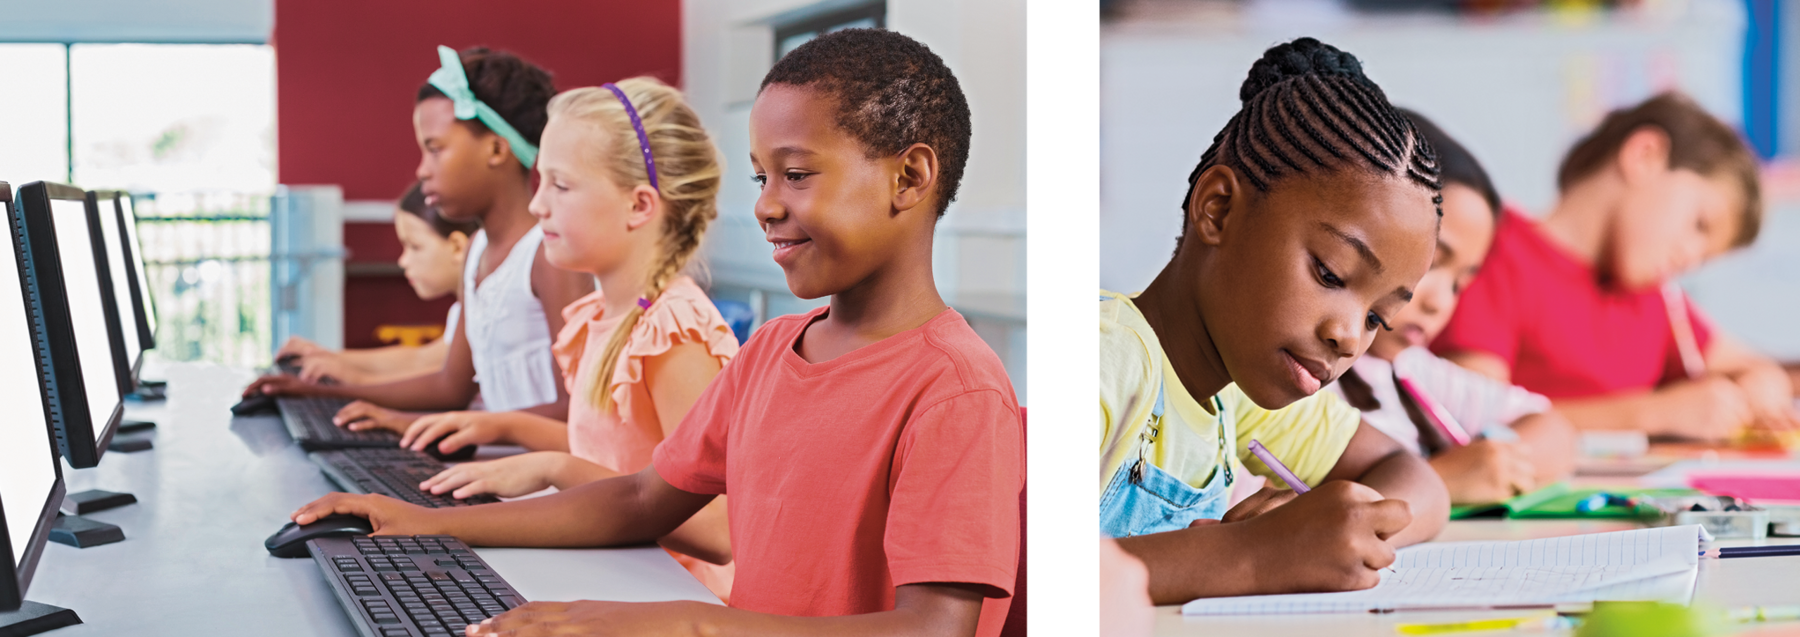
[24,363,717,637]
[1153,505,1800,635]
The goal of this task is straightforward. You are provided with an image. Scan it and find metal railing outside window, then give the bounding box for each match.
[132,190,272,368]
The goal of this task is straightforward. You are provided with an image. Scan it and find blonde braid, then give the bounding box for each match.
[546,78,722,413]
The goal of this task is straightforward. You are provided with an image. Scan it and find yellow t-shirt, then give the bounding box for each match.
[1099,290,1359,493]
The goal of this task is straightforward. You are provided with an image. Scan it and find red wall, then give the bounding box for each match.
[273,0,684,200]
[273,0,681,347]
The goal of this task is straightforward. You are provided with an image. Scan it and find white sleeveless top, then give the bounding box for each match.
[461,226,558,412]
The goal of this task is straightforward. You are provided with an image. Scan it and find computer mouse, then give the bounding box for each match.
[264,514,374,558]
[421,436,478,462]
[231,392,278,416]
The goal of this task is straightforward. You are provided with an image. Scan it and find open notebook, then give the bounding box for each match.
[1183,525,1705,615]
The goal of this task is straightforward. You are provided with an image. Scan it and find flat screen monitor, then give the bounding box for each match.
[0,181,66,612]
[89,191,142,391]
[14,181,125,469]
[113,194,155,351]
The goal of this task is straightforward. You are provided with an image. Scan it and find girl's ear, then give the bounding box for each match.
[1189,165,1241,247]
[1615,126,1672,186]
[625,184,661,231]
[447,230,471,256]
[485,132,513,168]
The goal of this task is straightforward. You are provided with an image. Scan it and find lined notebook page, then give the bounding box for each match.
[1182,525,1703,615]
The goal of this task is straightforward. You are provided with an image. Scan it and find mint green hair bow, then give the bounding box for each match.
[427,45,539,169]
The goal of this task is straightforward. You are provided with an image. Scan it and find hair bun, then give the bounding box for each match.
[1240,37,1373,103]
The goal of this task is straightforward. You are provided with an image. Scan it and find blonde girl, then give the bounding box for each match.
[395,78,740,600]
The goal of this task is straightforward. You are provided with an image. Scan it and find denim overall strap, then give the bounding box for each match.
[1098,383,1237,537]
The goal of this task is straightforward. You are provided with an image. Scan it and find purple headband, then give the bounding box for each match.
[601,83,659,192]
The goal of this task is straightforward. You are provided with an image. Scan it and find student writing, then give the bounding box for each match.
[1099,37,1451,605]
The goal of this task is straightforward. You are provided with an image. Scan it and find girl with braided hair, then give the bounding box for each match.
[1100,37,1450,603]
[375,77,741,601]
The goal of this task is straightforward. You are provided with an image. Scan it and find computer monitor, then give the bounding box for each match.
[88,191,142,391]
[0,181,66,613]
[111,193,155,352]
[14,182,125,469]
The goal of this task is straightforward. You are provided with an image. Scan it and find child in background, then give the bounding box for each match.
[291,29,1020,636]
[277,181,477,385]
[1327,109,1577,505]
[1099,38,1449,605]
[374,78,741,601]
[250,46,594,428]
[1432,93,1799,441]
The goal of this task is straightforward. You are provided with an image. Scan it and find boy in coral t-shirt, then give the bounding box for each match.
[1433,93,1797,441]
[291,28,1020,637]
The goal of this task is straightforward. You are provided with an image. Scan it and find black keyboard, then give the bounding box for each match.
[311,448,499,508]
[310,535,526,637]
[280,395,403,450]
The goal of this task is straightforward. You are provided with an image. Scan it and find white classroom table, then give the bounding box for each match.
[1153,488,1800,636]
[22,363,717,637]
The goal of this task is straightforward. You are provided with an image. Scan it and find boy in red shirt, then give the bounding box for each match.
[292,29,1020,637]
[1433,93,1797,440]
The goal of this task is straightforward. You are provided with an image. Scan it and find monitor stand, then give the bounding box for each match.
[105,437,152,453]
[115,420,155,434]
[129,379,167,402]
[0,601,82,636]
[47,514,124,549]
[62,490,135,515]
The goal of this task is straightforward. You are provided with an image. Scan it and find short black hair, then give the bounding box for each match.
[1396,108,1500,219]
[396,181,479,238]
[417,47,556,149]
[760,28,971,217]
[1183,37,1441,250]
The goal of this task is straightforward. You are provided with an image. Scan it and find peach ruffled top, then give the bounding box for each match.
[551,275,739,600]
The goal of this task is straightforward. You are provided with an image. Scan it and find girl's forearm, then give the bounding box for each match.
[501,413,573,451]
[548,454,620,490]
[1116,524,1256,604]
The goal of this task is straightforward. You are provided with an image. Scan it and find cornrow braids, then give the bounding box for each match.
[1179,38,1442,252]
[545,78,723,413]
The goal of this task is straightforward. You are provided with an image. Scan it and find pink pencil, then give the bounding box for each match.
[1397,376,1472,446]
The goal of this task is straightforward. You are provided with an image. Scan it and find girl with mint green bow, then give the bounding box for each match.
[249,47,594,442]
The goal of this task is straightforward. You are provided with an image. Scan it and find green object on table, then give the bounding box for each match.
[1448,482,1573,519]
[1577,602,1723,637]
[1449,483,1701,520]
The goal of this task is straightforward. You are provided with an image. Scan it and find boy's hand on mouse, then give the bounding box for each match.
[333,400,421,433]
[1220,485,1300,523]
[276,336,324,360]
[1428,439,1536,505]
[1236,480,1410,594]
[420,452,570,499]
[1652,377,1754,441]
[291,493,443,536]
[403,411,510,453]
[467,600,706,637]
